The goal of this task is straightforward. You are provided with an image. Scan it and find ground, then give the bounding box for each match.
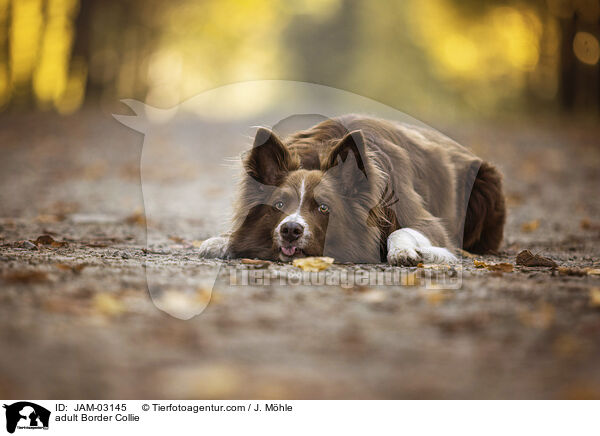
[0,109,599,399]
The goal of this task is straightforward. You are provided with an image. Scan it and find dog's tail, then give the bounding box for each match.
[463,161,506,253]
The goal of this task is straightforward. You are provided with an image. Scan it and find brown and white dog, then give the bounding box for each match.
[199,115,505,265]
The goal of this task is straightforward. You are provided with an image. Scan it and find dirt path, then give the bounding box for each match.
[1,110,599,399]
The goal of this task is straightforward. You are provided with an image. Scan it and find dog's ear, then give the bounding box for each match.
[323,130,369,192]
[245,128,291,186]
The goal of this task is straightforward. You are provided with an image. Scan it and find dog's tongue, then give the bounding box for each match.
[281,246,296,256]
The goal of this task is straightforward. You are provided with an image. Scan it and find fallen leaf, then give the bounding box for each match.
[590,288,600,308]
[241,258,272,268]
[587,269,600,276]
[474,260,513,272]
[34,214,64,223]
[85,241,109,248]
[3,270,49,284]
[519,302,555,329]
[581,218,600,231]
[292,256,334,272]
[521,219,540,232]
[169,235,185,244]
[553,334,585,358]
[558,266,588,276]
[516,249,558,267]
[421,290,447,305]
[33,234,67,247]
[93,294,125,317]
[125,210,146,227]
[43,297,87,315]
[55,263,88,274]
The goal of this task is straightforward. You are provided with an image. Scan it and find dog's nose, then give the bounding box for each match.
[280,221,304,241]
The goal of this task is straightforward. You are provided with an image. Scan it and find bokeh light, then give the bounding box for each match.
[0,0,598,116]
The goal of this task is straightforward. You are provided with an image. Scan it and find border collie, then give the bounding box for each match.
[199,115,505,265]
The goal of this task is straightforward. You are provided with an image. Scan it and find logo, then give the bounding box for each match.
[3,402,50,434]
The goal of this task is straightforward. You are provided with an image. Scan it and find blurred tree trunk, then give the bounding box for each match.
[71,0,101,100]
[558,14,577,110]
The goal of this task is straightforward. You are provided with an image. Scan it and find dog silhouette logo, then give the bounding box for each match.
[3,402,50,433]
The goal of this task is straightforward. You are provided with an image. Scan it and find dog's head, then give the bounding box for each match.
[229,126,384,263]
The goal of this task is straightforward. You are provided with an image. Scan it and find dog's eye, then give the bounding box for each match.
[318,204,329,214]
[274,201,285,210]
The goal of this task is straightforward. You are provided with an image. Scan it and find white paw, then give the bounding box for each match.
[387,246,421,266]
[417,246,457,264]
[386,228,455,266]
[198,236,229,259]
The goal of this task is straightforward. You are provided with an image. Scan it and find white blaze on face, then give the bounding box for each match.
[276,178,311,244]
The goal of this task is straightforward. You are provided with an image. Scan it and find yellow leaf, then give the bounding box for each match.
[590,288,600,308]
[93,294,125,317]
[292,256,334,272]
[521,219,540,232]
[473,260,513,272]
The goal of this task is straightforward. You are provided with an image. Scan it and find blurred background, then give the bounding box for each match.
[1,0,600,401]
[0,0,599,121]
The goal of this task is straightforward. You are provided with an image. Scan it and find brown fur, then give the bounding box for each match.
[227,115,506,262]
[462,162,506,253]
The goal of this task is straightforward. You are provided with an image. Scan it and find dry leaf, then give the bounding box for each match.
[34,214,64,223]
[519,303,555,329]
[33,234,67,247]
[587,269,600,276]
[241,258,272,268]
[474,260,513,272]
[93,294,125,317]
[125,211,146,227]
[558,266,588,276]
[169,235,185,244]
[421,290,447,305]
[516,249,558,267]
[521,219,540,232]
[589,288,600,308]
[553,334,585,358]
[3,270,49,284]
[55,263,87,274]
[581,218,600,231]
[292,256,334,272]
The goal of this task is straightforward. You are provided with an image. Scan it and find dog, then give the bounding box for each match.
[199,115,505,265]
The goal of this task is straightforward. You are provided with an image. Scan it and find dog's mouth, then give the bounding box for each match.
[278,245,306,261]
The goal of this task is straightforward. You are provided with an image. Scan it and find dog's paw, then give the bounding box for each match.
[387,246,422,266]
[198,236,229,259]
[386,228,456,266]
[417,246,457,264]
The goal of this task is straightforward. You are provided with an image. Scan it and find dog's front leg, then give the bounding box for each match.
[198,236,230,259]
[387,228,456,266]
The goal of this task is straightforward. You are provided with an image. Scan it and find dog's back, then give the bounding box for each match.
[283,115,505,253]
